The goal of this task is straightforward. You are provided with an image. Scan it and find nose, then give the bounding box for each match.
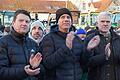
[35,28,40,33]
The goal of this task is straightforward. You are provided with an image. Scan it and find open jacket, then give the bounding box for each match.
[84,28,120,80]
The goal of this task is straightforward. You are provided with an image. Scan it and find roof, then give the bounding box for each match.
[0,0,79,13]
[88,1,101,9]
[89,0,112,12]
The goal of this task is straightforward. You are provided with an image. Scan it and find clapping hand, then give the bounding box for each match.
[66,31,75,49]
[105,43,111,60]
[24,65,40,76]
[29,52,42,69]
[87,35,100,50]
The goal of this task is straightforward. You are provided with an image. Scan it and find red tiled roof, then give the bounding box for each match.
[0,0,79,13]
[89,0,112,12]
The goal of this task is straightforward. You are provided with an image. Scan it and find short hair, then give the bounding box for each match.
[13,9,31,22]
[97,11,112,21]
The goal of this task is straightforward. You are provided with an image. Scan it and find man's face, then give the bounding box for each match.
[12,13,30,34]
[78,34,86,40]
[97,15,111,33]
[58,14,72,32]
[31,26,43,40]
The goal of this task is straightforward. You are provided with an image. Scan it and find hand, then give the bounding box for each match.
[66,31,75,49]
[24,65,40,76]
[29,52,42,69]
[105,43,111,60]
[87,35,100,50]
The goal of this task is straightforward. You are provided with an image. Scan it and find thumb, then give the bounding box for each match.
[24,65,30,70]
[30,54,34,61]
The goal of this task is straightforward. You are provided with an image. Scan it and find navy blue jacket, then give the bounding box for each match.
[0,27,45,80]
[41,25,85,80]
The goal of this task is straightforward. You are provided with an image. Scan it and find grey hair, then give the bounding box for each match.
[97,11,112,21]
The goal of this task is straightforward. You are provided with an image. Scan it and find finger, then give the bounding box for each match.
[105,43,111,52]
[34,54,42,61]
[29,54,34,63]
[35,54,40,59]
[105,43,110,50]
[36,53,42,58]
[30,54,34,60]
[67,32,74,38]
[35,52,42,58]
[25,65,30,69]
[37,52,42,56]
[67,35,74,41]
[34,68,41,75]
[36,57,42,62]
[38,57,42,62]
[28,68,40,72]
[69,31,75,35]
[33,68,40,72]
[34,70,40,75]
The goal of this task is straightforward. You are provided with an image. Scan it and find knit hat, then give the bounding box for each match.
[56,8,72,23]
[29,20,44,45]
[30,20,44,32]
[76,28,87,34]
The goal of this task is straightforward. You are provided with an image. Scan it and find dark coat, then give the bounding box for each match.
[85,29,120,80]
[0,28,45,80]
[41,25,85,80]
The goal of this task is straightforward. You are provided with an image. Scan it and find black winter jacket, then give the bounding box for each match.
[0,28,45,80]
[41,25,85,80]
[85,29,120,80]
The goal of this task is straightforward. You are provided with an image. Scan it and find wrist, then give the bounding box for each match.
[29,64,36,70]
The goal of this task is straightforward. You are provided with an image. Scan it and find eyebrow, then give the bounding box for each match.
[101,20,110,23]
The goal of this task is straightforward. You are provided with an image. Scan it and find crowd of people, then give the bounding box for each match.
[0,7,120,80]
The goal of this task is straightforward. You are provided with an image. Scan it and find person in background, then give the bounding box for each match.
[29,20,44,46]
[76,28,87,41]
[41,8,85,80]
[84,25,92,33]
[44,26,50,34]
[0,9,45,80]
[84,26,96,36]
[115,20,120,35]
[85,11,120,80]
[0,20,5,37]
[3,26,10,35]
[117,20,120,30]
[76,28,88,80]
[0,19,5,34]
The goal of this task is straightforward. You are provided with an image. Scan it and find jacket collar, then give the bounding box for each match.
[96,28,119,40]
[10,27,27,44]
